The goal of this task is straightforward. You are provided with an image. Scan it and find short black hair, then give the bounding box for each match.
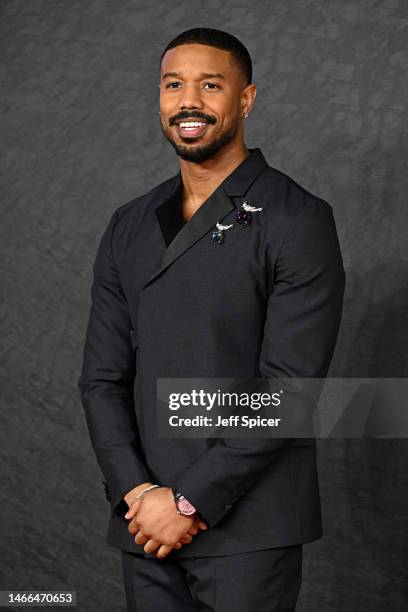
[160,27,252,86]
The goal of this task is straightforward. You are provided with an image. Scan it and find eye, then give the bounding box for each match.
[165,81,182,89]
[203,82,220,89]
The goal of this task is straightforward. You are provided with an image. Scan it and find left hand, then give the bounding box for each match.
[125,486,207,558]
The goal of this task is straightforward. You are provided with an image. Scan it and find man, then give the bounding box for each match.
[78,27,345,611]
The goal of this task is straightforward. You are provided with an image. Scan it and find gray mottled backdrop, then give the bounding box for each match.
[1,0,407,610]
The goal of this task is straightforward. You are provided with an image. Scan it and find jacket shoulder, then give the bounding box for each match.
[110,173,179,225]
[258,165,333,221]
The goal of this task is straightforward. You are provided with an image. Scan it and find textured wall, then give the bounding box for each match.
[1,0,407,610]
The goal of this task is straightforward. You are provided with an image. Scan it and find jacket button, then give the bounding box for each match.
[224,504,232,510]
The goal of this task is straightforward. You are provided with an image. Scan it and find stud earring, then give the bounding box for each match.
[243,111,248,119]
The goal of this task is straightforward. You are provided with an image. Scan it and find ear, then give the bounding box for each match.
[241,83,257,116]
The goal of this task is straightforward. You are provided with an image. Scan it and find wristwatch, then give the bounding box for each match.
[172,487,197,516]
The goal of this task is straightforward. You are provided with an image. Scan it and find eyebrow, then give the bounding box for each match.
[161,71,226,81]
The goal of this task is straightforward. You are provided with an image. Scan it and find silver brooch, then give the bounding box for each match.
[236,200,263,226]
[211,221,234,245]
[210,200,263,244]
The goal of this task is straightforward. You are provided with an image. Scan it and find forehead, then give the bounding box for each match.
[160,43,236,77]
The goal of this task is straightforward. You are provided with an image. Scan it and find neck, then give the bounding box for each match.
[179,140,250,219]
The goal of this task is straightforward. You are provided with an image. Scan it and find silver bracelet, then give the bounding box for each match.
[131,484,161,505]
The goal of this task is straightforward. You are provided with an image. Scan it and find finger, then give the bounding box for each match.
[156,545,173,559]
[197,520,208,530]
[127,521,140,535]
[173,542,183,549]
[180,534,193,544]
[135,531,149,546]
[124,499,142,520]
[143,539,161,554]
[187,527,199,536]
[193,516,208,530]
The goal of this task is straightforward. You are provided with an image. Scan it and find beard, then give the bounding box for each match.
[160,119,240,163]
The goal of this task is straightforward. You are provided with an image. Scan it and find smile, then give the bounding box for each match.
[178,121,207,128]
[175,121,209,138]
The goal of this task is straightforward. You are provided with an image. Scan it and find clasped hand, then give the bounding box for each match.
[125,486,207,559]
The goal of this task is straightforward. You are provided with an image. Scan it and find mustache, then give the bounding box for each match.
[169,112,216,126]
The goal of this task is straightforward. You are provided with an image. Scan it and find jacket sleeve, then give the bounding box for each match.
[172,200,346,528]
[78,209,153,519]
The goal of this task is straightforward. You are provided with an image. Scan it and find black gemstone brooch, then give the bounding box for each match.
[211,221,234,244]
[210,200,263,244]
[236,200,263,226]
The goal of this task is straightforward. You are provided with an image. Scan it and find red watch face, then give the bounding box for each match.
[177,496,196,516]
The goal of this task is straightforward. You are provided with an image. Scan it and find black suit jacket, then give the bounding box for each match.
[78,148,346,558]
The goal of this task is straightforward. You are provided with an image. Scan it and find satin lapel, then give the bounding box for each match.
[143,148,269,290]
[142,185,235,289]
[155,179,184,247]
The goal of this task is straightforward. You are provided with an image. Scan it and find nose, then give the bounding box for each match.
[178,83,204,111]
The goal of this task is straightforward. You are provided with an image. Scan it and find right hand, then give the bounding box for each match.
[123,483,207,553]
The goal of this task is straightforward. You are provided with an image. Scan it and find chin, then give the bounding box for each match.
[176,146,218,163]
[162,122,239,163]
[174,137,236,163]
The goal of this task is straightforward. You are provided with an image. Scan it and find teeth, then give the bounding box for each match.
[179,121,207,128]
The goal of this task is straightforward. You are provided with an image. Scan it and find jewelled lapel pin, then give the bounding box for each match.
[236,200,263,226]
[211,221,234,244]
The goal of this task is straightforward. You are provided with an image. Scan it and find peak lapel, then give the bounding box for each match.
[142,148,269,290]
[143,185,235,289]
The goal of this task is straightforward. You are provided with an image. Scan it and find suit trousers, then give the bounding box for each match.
[121,545,303,611]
